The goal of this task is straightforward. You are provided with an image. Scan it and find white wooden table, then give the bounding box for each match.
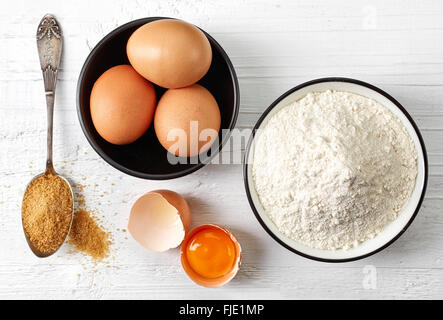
[1,0,442,299]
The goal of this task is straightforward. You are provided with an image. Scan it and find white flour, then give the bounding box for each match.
[252,90,418,250]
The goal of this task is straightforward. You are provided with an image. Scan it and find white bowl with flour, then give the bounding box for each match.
[244,78,428,262]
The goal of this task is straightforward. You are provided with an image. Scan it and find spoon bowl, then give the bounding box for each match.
[22,170,74,258]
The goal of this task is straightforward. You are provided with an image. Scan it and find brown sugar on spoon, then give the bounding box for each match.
[22,173,73,254]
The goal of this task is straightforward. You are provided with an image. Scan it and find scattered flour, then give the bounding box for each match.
[252,90,418,250]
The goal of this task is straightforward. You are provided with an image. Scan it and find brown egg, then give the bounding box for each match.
[128,190,191,252]
[90,65,156,145]
[127,19,212,89]
[154,84,221,157]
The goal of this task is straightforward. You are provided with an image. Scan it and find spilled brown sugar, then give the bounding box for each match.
[22,173,73,254]
[68,209,110,261]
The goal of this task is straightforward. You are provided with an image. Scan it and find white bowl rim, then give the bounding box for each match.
[243,77,429,263]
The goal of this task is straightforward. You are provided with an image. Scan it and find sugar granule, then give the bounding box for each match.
[68,209,110,261]
[22,173,73,254]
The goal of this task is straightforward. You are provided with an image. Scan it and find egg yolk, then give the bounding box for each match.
[185,228,236,279]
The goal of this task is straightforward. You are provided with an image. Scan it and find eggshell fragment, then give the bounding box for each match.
[181,224,242,288]
[128,190,191,252]
[154,190,190,233]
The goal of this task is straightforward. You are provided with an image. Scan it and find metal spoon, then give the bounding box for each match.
[21,14,74,258]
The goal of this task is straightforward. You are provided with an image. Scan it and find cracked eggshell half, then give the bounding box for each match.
[128,190,191,252]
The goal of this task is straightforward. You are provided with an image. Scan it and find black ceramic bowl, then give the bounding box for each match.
[77,17,239,179]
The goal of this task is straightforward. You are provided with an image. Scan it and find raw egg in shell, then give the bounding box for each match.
[90,65,156,145]
[154,84,221,157]
[127,19,212,89]
[181,224,241,288]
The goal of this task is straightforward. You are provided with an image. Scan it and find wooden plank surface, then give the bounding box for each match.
[1,0,442,299]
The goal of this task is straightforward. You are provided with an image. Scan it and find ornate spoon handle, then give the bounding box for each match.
[36,14,62,172]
